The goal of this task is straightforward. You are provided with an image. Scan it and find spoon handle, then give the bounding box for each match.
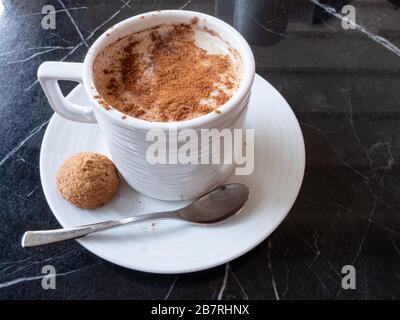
[21,211,178,247]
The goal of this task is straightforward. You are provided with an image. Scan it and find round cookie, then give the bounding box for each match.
[56,152,120,209]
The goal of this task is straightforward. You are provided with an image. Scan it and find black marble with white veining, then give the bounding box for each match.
[0,0,400,300]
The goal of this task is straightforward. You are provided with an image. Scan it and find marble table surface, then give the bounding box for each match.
[1,0,400,299]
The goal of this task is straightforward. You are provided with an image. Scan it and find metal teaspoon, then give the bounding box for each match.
[21,183,250,247]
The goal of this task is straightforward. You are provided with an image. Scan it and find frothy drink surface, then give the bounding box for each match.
[93,23,241,122]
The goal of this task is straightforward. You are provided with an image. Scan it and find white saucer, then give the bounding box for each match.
[40,74,305,274]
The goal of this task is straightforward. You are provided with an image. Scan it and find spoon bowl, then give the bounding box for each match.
[178,184,250,224]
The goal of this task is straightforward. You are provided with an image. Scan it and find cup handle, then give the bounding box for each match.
[38,61,97,123]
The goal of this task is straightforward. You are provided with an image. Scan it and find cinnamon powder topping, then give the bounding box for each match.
[93,23,240,121]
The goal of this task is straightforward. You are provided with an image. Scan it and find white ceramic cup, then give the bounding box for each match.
[38,10,255,201]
